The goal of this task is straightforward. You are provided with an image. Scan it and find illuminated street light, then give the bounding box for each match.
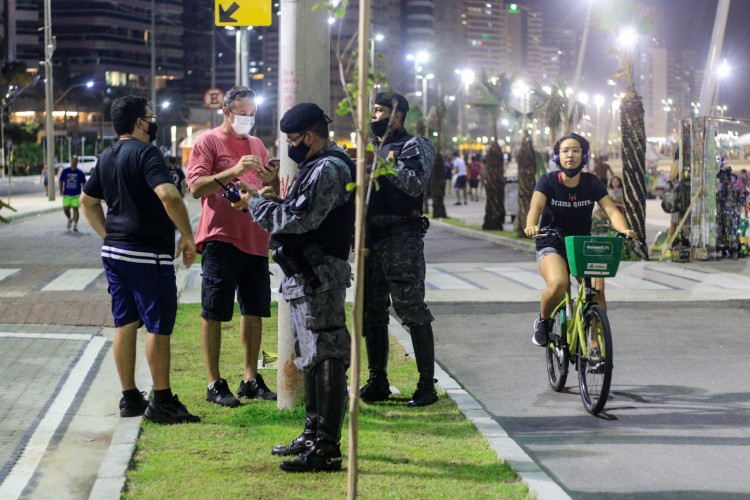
[617,26,639,50]
[53,80,95,107]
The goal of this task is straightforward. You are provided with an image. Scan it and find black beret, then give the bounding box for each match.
[280,103,327,133]
[374,91,409,113]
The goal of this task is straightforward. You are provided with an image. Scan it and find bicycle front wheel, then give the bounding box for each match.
[546,308,569,392]
[577,304,613,415]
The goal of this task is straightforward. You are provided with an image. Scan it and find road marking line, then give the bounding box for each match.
[41,269,103,291]
[426,268,482,290]
[0,332,94,341]
[0,335,106,499]
[483,266,546,290]
[0,268,21,283]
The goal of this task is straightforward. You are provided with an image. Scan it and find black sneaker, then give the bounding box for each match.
[144,394,200,424]
[119,391,148,417]
[237,374,277,401]
[206,378,240,407]
[532,316,549,347]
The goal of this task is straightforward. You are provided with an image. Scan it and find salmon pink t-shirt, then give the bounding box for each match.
[187,127,270,257]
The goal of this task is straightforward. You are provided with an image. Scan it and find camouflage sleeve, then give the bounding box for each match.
[249,160,350,235]
[387,136,435,197]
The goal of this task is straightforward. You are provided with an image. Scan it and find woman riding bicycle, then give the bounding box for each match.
[524,133,636,347]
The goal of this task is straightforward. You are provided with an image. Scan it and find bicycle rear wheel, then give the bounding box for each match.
[577,304,613,415]
[546,308,569,392]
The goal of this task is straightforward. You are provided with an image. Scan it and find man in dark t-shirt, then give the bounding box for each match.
[80,95,199,425]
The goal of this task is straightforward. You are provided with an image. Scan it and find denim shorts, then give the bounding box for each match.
[102,245,177,335]
[201,241,271,322]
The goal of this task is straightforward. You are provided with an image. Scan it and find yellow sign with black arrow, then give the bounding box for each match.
[215,0,272,27]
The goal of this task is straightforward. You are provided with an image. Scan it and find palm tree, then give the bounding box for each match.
[504,103,539,237]
[595,3,656,255]
[429,97,448,218]
[472,72,514,230]
[535,77,586,143]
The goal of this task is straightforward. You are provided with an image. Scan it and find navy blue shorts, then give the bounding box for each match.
[200,241,271,322]
[102,245,177,335]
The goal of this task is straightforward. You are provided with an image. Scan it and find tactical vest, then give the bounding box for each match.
[271,149,355,260]
[368,129,424,216]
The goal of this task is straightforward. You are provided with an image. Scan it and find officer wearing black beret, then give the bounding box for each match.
[235,102,355,472]
[360,90,439,407]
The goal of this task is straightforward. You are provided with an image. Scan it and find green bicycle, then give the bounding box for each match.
[536,229,631,415]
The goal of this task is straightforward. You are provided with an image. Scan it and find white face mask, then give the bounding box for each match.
[231,114,255,136]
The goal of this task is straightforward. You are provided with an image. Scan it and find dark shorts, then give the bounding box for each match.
[469,179,479,188]
[201,241,271,322]
[102,245,177,335]
[454,175,467,189]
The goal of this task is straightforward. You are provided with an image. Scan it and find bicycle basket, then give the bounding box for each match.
[564,236,623,277]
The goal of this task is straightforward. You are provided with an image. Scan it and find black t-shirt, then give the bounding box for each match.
[534,171,608,252]
[83,139,175,255]
[169,166,185,195]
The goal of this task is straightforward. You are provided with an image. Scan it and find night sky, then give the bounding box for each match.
[528,0,750,118]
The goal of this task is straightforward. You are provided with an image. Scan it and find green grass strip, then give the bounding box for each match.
[124,303,531,499]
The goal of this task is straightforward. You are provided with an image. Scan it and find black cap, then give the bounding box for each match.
[374,91,409,113]
[280,103,328,133]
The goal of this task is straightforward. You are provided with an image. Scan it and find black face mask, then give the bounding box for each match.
[287,138,311,164]
[559,164,584,178]
[370,117,389,138]
[145,121,158,143]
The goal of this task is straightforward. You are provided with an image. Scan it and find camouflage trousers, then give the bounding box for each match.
[289,288,351,373]
[364,231,433,333]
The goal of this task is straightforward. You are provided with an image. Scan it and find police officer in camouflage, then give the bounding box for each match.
[235,103,354,473]
[360,90,438,407]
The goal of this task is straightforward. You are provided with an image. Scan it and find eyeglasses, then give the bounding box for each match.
[142,115,157,123]
[286,131,307,146]
[560,148,582,156]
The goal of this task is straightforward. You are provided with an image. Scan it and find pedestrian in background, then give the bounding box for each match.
[80,95,199,424]
[452,151,468,205]
[360,90,439,407]
[167,156,187,198]
[187,86,279,408]
[467,154,482,202]
[59,156,86,232]
[236,103,354,473]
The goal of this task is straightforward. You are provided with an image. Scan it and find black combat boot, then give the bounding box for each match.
[359,326,391,402]
[280,358,347,473]
[272,372,317,456]
[408,323,439,407]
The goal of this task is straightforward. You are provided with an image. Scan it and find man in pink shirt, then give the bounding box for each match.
[187,86,280,406]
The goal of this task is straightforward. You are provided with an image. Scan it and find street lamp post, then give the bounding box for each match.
[44,0,56,201]
[417,73,434,114]
[407,51,428,95]
[369,33,383,75]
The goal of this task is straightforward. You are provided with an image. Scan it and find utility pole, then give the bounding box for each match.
[276,0,330,409]
[698,0,731,115]
[44,0,56,202]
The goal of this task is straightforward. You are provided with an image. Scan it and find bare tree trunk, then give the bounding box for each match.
[515,135,536,236]
[431,151,447,218]
[620,86,648,256]
[482,143,505,230]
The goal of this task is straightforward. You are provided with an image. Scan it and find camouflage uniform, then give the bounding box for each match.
[365,130,435,330]
[360,126,439,407]
[249,142,352,373]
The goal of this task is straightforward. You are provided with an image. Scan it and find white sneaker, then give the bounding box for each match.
[66,218,72,230]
